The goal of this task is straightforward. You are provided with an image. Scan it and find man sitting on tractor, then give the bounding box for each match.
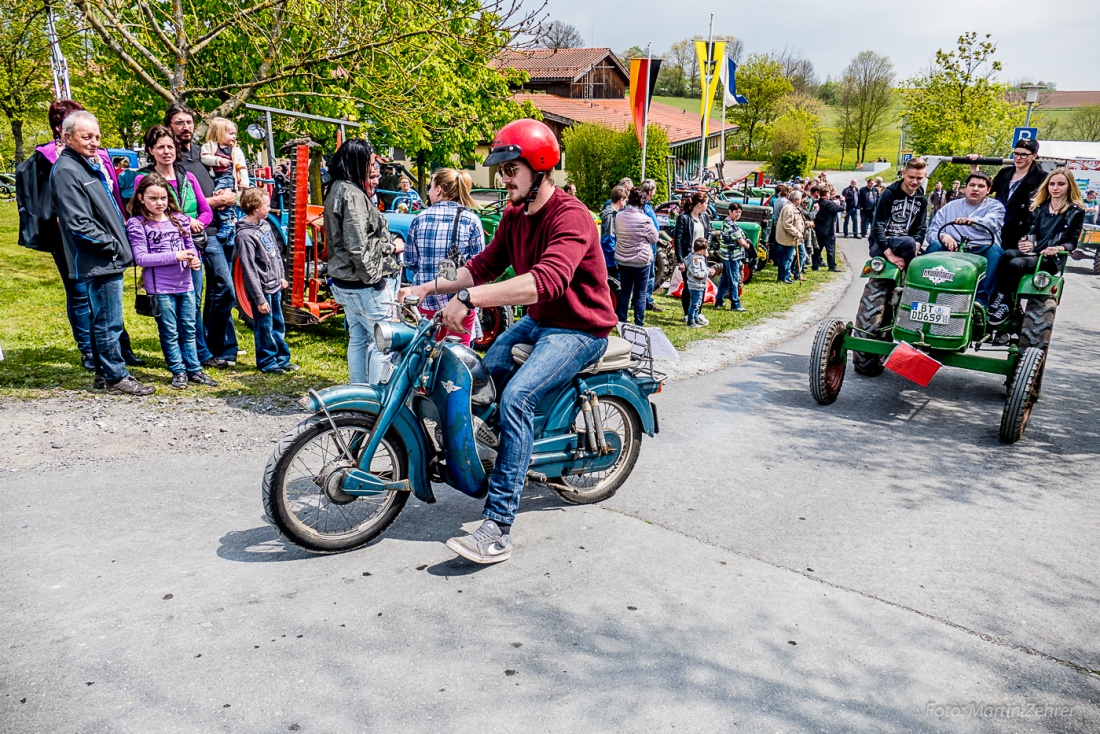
[923,171,1006,307]
[868,157,929,270]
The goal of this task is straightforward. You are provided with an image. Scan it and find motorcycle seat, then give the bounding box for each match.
[511,335,634,374]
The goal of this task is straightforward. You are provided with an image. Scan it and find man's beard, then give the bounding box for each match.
[177,130,193,146]
[506,185,526,205]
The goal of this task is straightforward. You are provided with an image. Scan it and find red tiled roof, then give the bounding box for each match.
[492,48,627,83]
[1043,91,1100,108]
[514,93,737,145]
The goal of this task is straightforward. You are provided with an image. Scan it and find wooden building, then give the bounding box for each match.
[491,48,629,100]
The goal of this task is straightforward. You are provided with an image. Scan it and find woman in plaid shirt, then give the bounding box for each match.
[405,168,486,345]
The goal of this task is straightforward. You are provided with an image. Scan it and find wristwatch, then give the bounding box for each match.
[456,289,474,310]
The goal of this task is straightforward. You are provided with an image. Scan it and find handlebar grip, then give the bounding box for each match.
[948,156,1010,166]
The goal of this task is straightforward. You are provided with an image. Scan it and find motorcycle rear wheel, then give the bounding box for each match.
[553,396,642,505]
[263,412,409,553]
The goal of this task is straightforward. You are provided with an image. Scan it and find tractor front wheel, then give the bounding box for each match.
[1000,347,1046,443]
[853,278,894,376]
[1019,295,1057,352]
[809,318,847,405]
[1092,247,1100,275]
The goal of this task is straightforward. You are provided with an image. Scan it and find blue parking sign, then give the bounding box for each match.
[902,153,913,163]
[1013,127,1038,147]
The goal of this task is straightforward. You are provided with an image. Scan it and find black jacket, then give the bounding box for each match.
[870,180,928,246]
[813,198,845,239]
[842,186,859,211]
[858,185,878,211]
[50,147,132,280]
[992,163,1047,251]
[1029,203,1084,253]
[673,210,711,263]
[16,150,58,252]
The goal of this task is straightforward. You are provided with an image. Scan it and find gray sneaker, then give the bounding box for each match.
[107,376,155,396]
[446,520,512,564]
[696,314,709,326]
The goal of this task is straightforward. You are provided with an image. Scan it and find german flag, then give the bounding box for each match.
[629,57,662,147]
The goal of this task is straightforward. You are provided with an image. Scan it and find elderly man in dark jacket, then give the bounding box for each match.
[51,111,154,395]
[858,180,878,238]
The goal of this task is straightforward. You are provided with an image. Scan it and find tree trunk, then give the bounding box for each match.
[11,118,24,165]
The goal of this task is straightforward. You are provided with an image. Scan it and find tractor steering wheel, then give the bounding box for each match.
[940,219,998,251]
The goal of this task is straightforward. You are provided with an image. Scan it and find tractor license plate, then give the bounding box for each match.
[910,301,951,325]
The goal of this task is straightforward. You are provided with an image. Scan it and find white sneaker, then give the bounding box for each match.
[446,520,512,564]
[696,314,709,326]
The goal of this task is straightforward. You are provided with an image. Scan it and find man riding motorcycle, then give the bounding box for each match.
[398,119,617,564]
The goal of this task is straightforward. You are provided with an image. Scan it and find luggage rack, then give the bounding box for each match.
[618,323,666,383]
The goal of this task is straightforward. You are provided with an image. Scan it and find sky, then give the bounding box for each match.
[529,0,1100,90]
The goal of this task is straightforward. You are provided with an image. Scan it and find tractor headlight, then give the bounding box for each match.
[1033,272,1052,289]
[870,258,886,273]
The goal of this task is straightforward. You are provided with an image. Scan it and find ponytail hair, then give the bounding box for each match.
[430,167,475,208]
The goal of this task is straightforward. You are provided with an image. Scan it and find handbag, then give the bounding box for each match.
[132,265,157,317]
[444,206,468,268]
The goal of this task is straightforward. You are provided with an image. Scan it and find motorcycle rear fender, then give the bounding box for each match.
[303,384,435,503]
[860,257,902,282]
[540,371,656,437]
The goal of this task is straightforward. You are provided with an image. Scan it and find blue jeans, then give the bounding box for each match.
[189,265,213,363]
[84,274,129,383]
[482,316,607,526]
[923,240,1004,306]
[331,279,395,384]
[646,242,658,306]
[775,245,796,282]
[615,262,650,326]
[716,257,742,308]
[154,291,200,375]
[51,246,91,356]
[686,288,705,323]
[201,236,239,361]
[252,290,291,372]
[860,210,874,238]
[843,209,859,237]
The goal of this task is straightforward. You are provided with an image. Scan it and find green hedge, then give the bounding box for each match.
[562,122,671,210]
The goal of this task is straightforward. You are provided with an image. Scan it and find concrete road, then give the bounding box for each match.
[3,239,1099,733]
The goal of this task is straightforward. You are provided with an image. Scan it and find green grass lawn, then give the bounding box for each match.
[0,203,837,398]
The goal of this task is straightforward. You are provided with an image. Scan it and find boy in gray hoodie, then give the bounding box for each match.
[236,188,295,373]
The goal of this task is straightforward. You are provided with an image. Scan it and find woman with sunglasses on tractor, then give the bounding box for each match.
[398,119,617,564]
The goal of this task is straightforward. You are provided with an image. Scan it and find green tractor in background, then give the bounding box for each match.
[809,219,1065,443]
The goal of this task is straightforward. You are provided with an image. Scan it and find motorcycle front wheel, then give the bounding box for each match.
[554,396,642,505]
[262,412,409,553]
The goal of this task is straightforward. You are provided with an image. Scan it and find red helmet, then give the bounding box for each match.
[484,119,560,172]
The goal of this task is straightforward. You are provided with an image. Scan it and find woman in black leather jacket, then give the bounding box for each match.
[672,191,711,318]
[989,168,1084,323]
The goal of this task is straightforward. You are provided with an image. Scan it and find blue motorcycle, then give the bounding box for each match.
[262,296,664,553]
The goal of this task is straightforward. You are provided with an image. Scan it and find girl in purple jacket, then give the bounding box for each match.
[126,174,218,389]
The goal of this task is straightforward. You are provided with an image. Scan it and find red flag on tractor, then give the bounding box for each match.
[629,57,662,147]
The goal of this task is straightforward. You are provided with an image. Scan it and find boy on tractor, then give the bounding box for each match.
[868,158,929,270]
[924,171,1006,307]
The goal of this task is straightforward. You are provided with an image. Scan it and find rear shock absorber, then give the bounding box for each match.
[579,393,597,453]
[588,391,611,455]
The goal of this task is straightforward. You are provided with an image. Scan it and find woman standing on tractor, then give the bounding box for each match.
[404,168,486,345]
[323,138,402,384]
[989,168,1085,323]
[972,138,1047,252]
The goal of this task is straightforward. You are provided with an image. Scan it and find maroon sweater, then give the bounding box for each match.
[467,188,618,338]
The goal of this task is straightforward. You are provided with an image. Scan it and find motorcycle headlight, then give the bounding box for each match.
[870,258,886,273]
[374,321,415,354]
[1033,272,1052,289]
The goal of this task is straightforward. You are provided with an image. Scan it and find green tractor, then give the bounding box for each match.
[809,220,1065,443]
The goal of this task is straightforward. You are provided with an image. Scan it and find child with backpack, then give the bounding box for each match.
[235,188,296,374]
[200,117,250,248]
[126,173,218,389]
[684,238,715,328]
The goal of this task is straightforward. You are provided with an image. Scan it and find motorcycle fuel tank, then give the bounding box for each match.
[430,343,490,498]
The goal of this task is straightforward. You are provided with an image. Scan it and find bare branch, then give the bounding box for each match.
[73,0,176,101]
[189,0,280,55]
[134,0,179,57]
[92,0,175,81]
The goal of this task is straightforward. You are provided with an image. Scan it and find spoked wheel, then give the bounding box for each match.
[473,306,514,351]
[809,318,848,405]
[262,412,409,553]
[1000,347,1046,443]
[553,397,642,505]
[853,278,894,376]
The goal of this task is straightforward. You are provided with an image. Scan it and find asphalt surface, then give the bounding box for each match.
[3,238,1099,733]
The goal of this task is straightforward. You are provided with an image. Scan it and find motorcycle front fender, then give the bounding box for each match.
[303,384,435,504]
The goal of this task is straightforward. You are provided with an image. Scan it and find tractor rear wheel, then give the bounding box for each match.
[654,245,671,290]
[853,278,894,376]
[1000,347,1045,443]
[809,318,847,405]
[1093,247,1100,275]
[1019,295,1057,352]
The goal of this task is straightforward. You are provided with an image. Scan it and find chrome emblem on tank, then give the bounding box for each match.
[922,266,954,285]
[441,380,461,394]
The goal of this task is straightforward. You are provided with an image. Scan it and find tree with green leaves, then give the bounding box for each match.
[900,32,1028,156]
[769,94,821,172]
[562,122,670,210]
[725,53,793,158]
[0,0,58,163]
[838,51,895,165]
[1066,105,1100,142]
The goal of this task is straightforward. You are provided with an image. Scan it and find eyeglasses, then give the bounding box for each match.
[499,162,521,177]
[1011,151,1034,158]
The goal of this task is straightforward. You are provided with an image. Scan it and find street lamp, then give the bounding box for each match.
[1021,84,1046,127]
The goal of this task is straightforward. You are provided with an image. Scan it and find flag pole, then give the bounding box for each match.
[699,13,714,182]
[641,41,652,181]
[720,58,727,185]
